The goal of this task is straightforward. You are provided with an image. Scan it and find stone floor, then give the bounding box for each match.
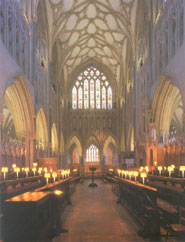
[52,179,144,242]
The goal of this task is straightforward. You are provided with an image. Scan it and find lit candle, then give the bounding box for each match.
[38,167,42,175]
[117,169,121,177]
[44,167,47,173]
[168,166,173,177]
[25,167,29,177]
[158,166,163,176]
[180,166,185,178]
[32,167,37,176]
[139,167,144,172]
[33,162,38,168]
[1,167,8,180]
[44,173,51,184]
[141,172,147,185]
[134,171,138,181]
[52,172,57,183]
[15,167,20,178]
[12,163,16,169]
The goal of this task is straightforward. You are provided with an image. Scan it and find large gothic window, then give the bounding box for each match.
[72,66,112,110]
[85,144,100,162]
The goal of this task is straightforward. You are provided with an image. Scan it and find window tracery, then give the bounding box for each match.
[72,66,112,110]
[85,144,99,162]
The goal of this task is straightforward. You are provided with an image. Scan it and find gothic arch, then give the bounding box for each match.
[36,108,48,149]
[103,136,117,156]
[152,75,184,140]
[84,135,100,152]
[3,75,35,137]
[51,123,58,153]
[67,136,82,157]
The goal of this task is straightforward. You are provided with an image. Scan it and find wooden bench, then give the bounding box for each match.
[2,191,55,241]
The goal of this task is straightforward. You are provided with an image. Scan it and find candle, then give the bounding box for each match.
[141,172,147,185]
[38,167,42,175]
[15,167,20,178]
[145,166,149,173]
[44,167,47,173]
[125,171,128,179]
[44,173,50,184]
[33,162,38,168]
[1,167,8,180]
[180,166,185,178]
[52,172,57,183]
[158,166,163,176]
[134,171,138,181]
[117,169,121,177]
[168,166,173,177]
[32,167,37,176]
[25,167,29,177]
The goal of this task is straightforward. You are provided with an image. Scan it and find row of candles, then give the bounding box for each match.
[44,169,71,184]
[1,163,71,183]
[115,165,185,184]
[139,165,185,177]
[117,169,147,184]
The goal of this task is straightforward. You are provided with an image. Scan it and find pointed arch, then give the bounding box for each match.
[152,75,183,140]
[67,136,82,156]
[3,75,35,137]
[84,135,100,152]
[36,108,48,149]
[51,123,58,153]
[103,136,117,156]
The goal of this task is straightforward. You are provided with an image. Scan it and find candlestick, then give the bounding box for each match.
[44,173,50,184]
[158,166,162,176]
[141,172,147,185]
[1,167,8,180]
[25,168,29,177]
[180,166,185,178]
[32,168,37,176]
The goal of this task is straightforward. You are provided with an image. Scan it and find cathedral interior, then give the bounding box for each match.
[0,0,185,241]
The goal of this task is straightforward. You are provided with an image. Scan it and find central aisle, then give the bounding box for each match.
[53,179,143,242]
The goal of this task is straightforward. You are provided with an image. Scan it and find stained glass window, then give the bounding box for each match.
[85,144,99,162]
[107,86,112,109]
[72,86,77,109]
[72,66,112,109]
[96,79,100,109]
[102,86,106,109]
[78,86,83,109]
[90,79,94,109]
[84,79,89,109]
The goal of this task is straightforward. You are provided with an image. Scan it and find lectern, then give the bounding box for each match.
[88,167,98,187]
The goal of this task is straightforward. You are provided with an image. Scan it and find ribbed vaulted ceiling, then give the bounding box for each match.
[44,0,138,78]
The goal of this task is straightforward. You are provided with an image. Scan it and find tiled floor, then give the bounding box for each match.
[52,179,143,242]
